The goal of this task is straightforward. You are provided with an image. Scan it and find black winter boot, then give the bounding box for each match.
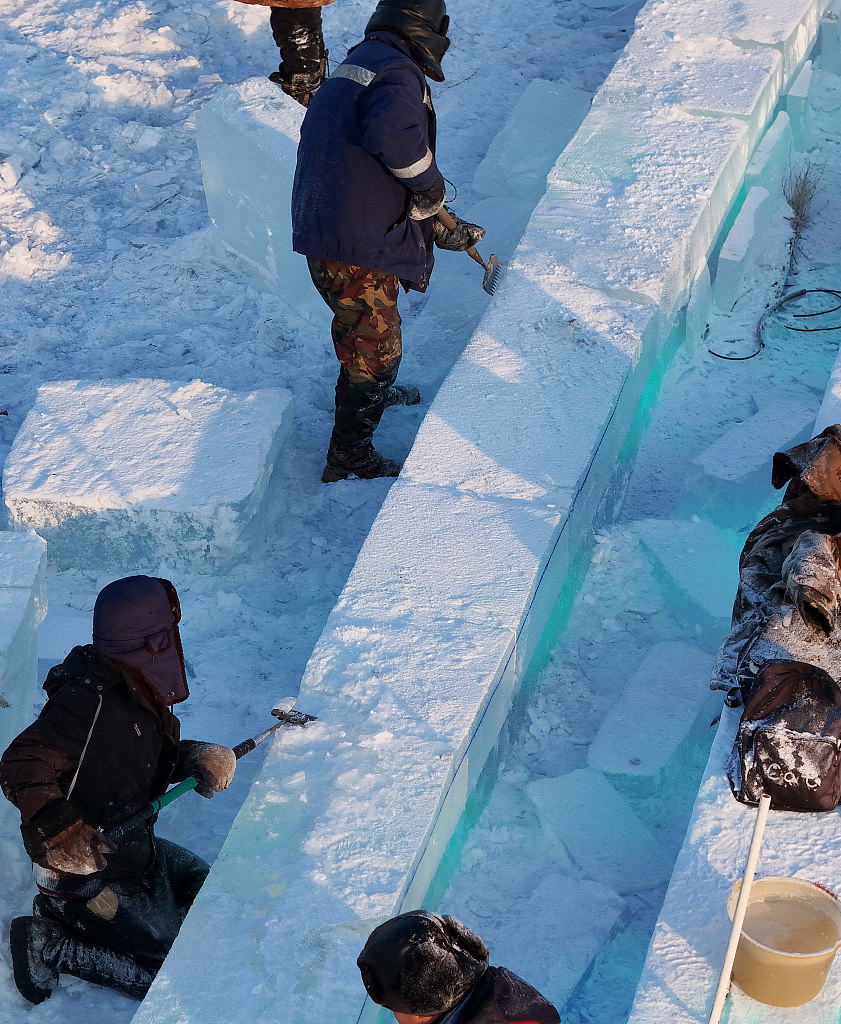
[322,441,401,483]
[10,912,155,1003]
[383,384,421,408]
[268,59,327,106]
[10,917,60,1004]
[268,6,327,106]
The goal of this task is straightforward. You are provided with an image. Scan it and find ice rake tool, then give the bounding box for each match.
[104,697,316,845]
[437,208,502,295]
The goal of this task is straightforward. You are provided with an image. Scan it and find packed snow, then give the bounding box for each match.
[1,0,840,1023]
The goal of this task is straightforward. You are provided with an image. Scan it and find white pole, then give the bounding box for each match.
[708,793,772,1024]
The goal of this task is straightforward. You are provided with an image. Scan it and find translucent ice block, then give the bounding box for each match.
[464,874,625,1011]
[526,769,672,893]
[632,518,741,638]
[472,80,592,202]
[0,530,47,751]
[692,389,819,484]
[713,186,772,311]
[2,379,293,572]
[196,78,325,324]
[587,641,717,803]
[817,0,841,74]
[743,112,792,194]
[785,59,813,147]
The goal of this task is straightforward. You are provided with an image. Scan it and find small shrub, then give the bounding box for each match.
[782,158,823,237]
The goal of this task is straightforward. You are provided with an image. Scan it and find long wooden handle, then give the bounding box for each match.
[708,793,771,1024]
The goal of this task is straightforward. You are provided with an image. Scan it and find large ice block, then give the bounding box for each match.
[540,0,825,317]
[743,111,792,193]
[632,518,740,638]
[679,389,819,533]
[196,78,325,324]
[452,874,625,1011]
[2,379,293,572]
[0,531,47,751]
[692,389,819,484]
[713,186,772,310]
[526,769,672,894]
[786,59,814,147]
[817,0,841,74]
[472,80,592,202]
[635,0,826,85]
[587,641,717,803]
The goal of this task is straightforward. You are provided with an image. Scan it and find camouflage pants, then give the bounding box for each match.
[307,257,402,449]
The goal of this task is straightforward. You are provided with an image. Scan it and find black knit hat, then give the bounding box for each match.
[357,911,489,1015]
[365,0,450,82]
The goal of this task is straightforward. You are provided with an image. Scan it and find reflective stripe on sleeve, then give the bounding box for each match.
[330,64,377,86]
[388,147,434,179]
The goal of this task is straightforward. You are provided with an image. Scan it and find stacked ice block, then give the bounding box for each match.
[2,379,293,572]
[0,531,47,751]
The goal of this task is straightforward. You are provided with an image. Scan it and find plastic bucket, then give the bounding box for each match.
[727,876,841,1007]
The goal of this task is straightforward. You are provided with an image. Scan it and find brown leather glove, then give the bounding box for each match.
[184,743,237,799]
[44,821,115,876]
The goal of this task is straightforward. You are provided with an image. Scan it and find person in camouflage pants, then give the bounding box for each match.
[307,258,418,481]
[292,0,484,482]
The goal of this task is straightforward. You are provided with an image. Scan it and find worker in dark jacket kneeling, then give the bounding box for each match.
[0,575,237,1005]
[357,910,560,1024]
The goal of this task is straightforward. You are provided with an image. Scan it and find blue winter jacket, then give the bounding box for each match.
[291,30,440,290]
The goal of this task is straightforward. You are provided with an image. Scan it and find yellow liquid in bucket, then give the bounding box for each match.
[729,882,841,1006]
[742,896,840,955]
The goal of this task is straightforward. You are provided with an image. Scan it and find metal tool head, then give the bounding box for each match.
[271,696,316,726]
[482,253,502,295]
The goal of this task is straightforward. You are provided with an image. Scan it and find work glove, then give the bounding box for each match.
[182,742,237,799]
[433,208,486,252]
[407,174,445,221]
[25,802,115,876]
[44,821,116,875]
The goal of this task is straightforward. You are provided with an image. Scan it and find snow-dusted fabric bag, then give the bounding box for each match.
[728,661,841,811]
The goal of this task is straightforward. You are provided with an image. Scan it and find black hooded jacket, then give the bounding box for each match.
[0,646,190,882]
[453,967,560,1024]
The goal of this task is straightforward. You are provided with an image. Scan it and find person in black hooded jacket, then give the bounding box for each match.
[357,910,561,1024]
[0,575,237,1005]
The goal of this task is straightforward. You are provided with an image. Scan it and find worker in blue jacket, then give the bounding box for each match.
[292,0,484,483]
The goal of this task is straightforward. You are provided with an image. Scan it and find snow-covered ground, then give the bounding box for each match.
[2,0,840,1021]
[0,0,635,1019]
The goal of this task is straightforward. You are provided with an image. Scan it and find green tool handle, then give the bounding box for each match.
[104,776,200,845]
[102,717,299,845]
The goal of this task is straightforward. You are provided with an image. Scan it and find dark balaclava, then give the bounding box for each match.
[357,910,489,1016]
[92,575,189,706]
[365,0,450,82]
